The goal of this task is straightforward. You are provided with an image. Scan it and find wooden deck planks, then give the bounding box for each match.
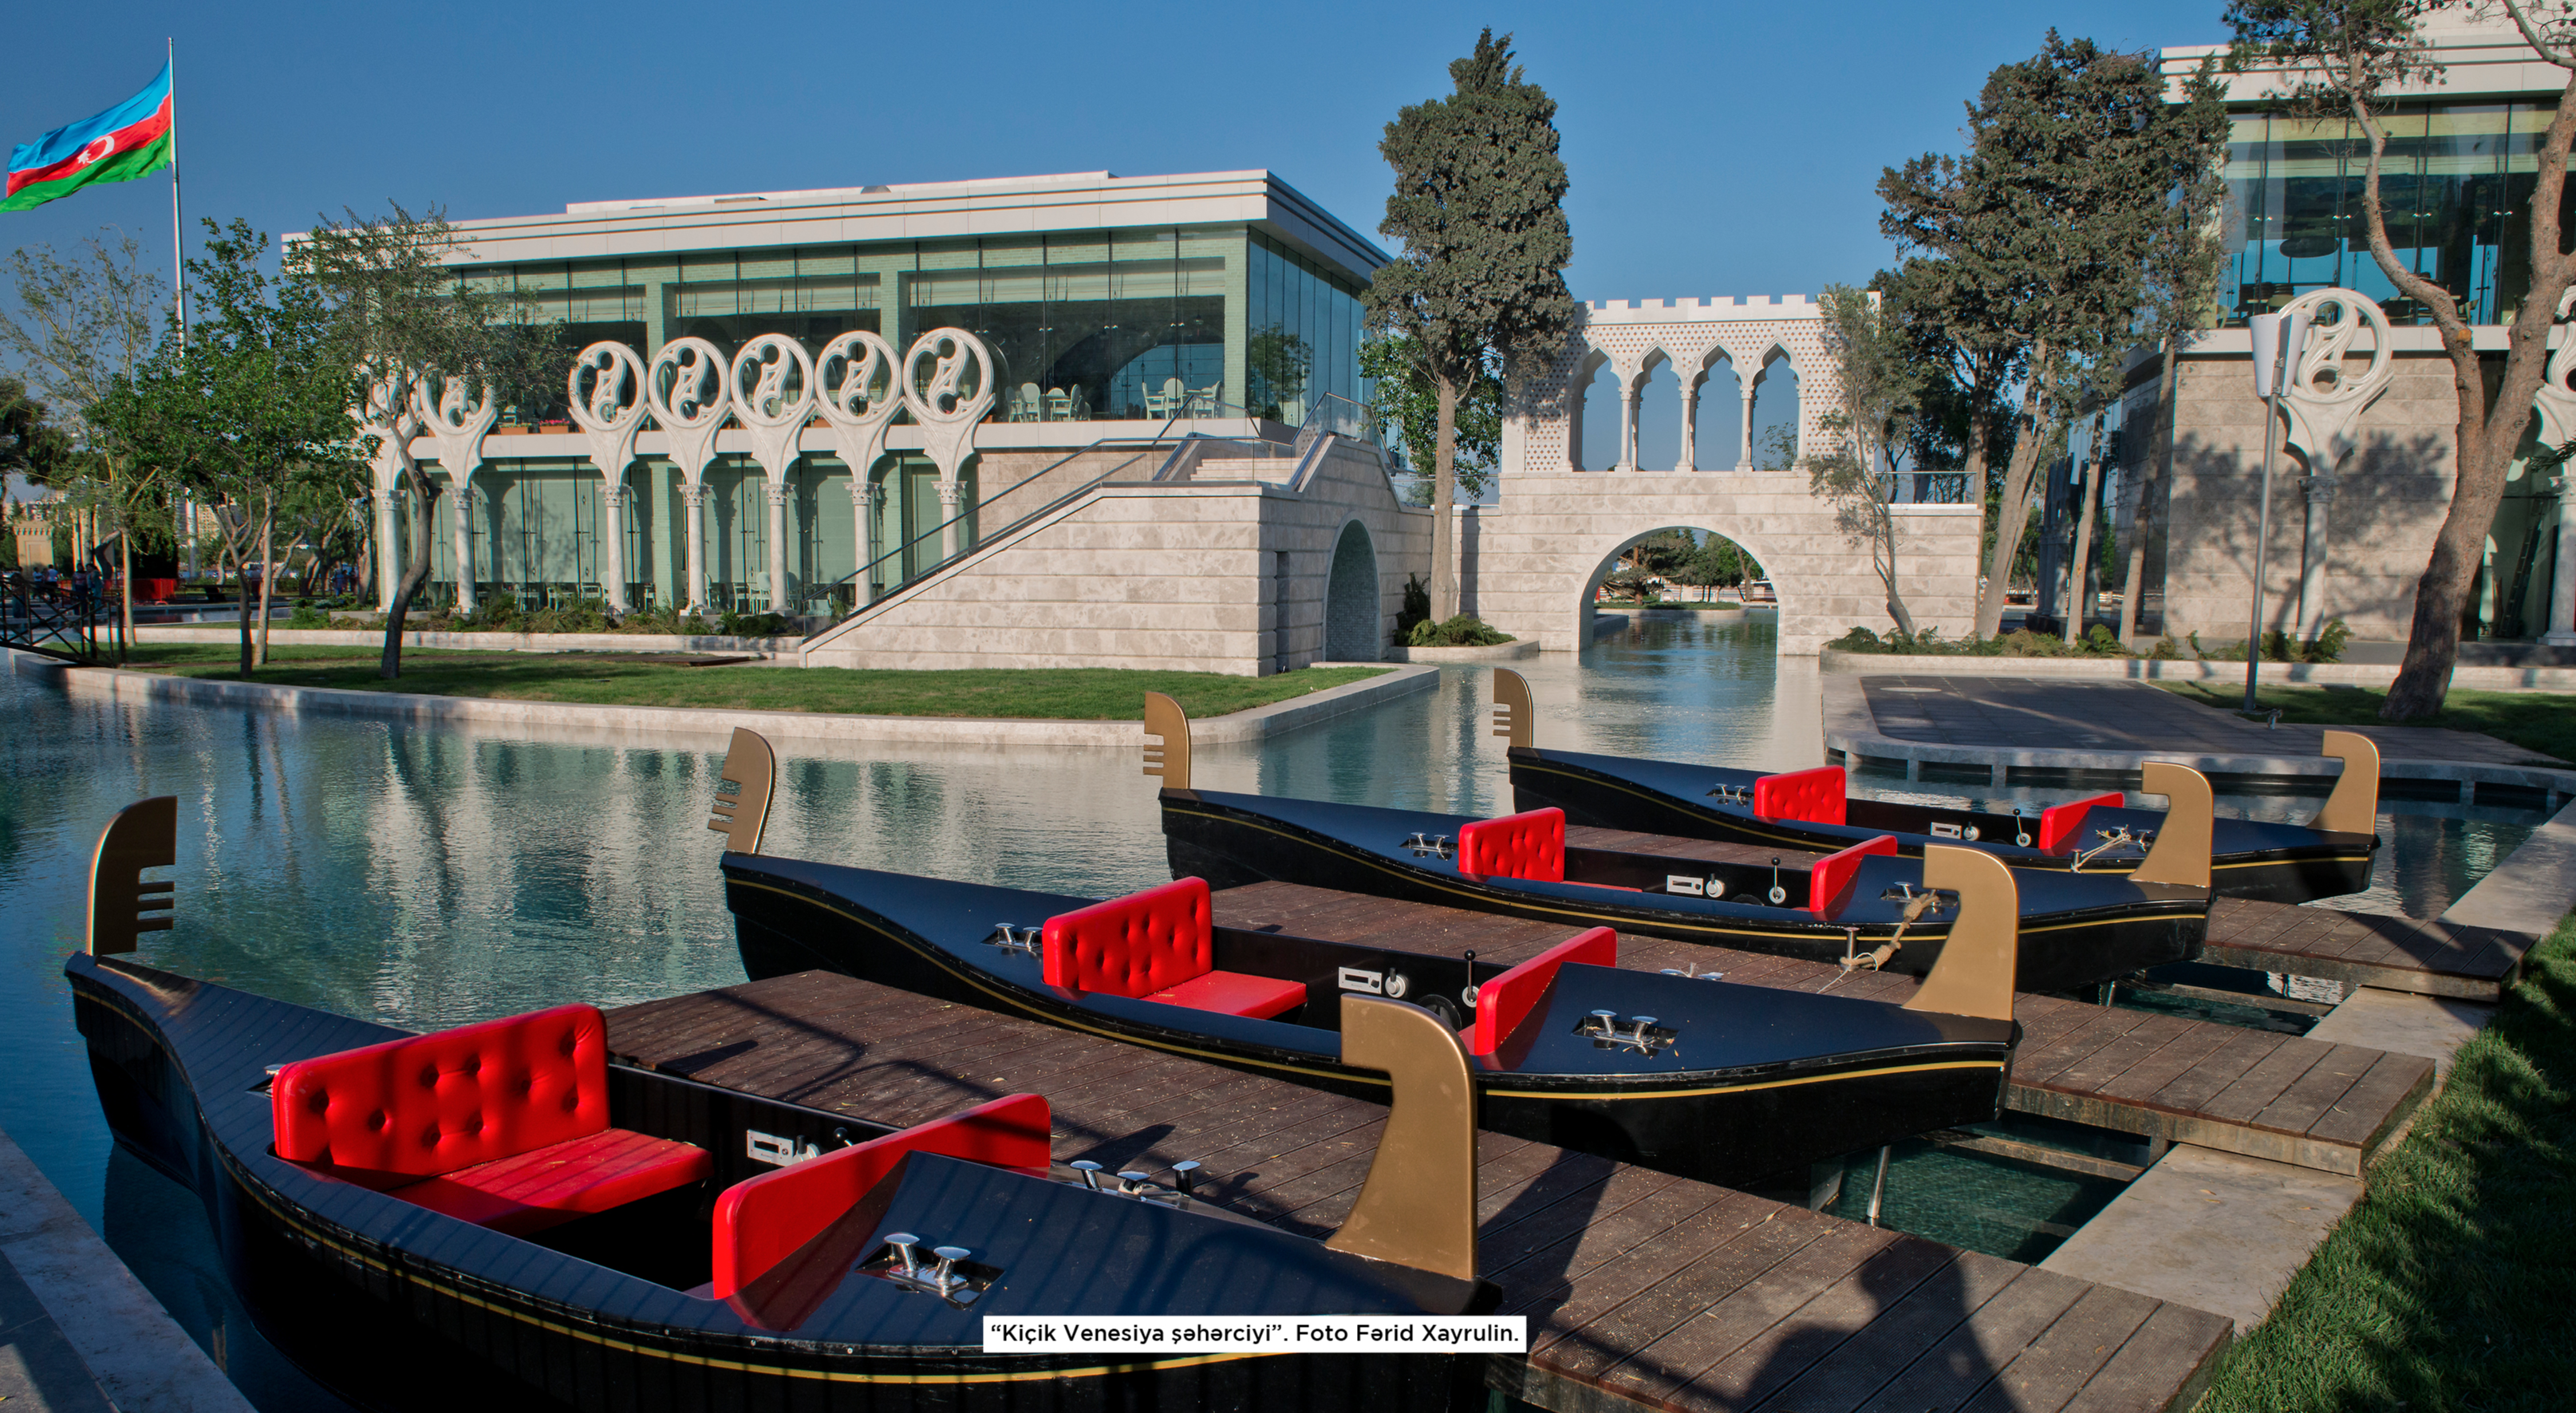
[607,972,2231,1413]
[2199,896,2527,1001]
[1214,881,2433,1176]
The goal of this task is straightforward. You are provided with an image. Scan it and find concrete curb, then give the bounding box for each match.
[1819,648,2576,693]
[25,650,1436,749]
[1821,675,2576,806]
[1385,640,1539,663]
[133,626,799,656]
[0,1127,254,1412]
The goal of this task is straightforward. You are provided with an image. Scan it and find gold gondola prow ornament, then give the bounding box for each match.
[1326,994,1479,1281]
[88,796,177,955]
[2128,762,2216,891]
[2309,730,2382,837]
[1904,844,2020,1023]
[1491,667,1534,751]
[1142,692,1191,791]
[708,728,776,855]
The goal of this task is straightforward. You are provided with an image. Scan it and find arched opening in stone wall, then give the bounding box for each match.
[1750,351,1801,470]
[1324,519,1381,661]
[1692,354,1744,471]
[1585,526,1770,611]
[1634,353,1681,472]
[1572,352,1615,471]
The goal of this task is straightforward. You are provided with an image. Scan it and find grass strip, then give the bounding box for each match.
[2199,913,2576,1411]
[112,648,1391,720]
[2154,680,2576,766]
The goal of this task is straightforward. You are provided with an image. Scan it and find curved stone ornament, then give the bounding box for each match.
[360,373,420,611]
[818,331,905,599]
[2277,289,2397,644]
[901,328,996,559]
[647,337,734,615]
[412,372,501,608]
[731,335,819,613]
[569,341,649,613]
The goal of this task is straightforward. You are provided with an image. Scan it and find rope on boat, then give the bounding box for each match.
[1819,890,1944,991]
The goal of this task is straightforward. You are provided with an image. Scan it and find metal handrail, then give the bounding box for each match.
[2,582,104,662]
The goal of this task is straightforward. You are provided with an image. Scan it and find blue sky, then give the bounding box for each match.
[3,0,2231,463]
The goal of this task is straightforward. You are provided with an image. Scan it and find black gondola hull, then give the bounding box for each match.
[1509,747,2377,904]
[724,856,2016,1190]
[68,954,1472,1413]
[1160,790,2204,995]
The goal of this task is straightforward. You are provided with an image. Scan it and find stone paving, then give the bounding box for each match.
[1856,676,2563,767]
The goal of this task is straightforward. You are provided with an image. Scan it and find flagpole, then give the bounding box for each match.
[167,37,184,345]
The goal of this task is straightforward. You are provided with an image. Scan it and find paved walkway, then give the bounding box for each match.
[1825,675,2574,803]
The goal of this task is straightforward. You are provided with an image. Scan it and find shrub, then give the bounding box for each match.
[475,593,519,629]
[717,609,791,638]
[1407,614,1513,648]
[2150,635,2183,661]
[283,602,333,630]
[1391,574,1431,645]
[1824,624,2134,659]
[525,598,611,634]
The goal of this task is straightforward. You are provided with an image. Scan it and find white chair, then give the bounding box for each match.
[1014,383,1042,422]
[1162,377,1186,418]
[1045,387,1072,420]
[1188,382,1221,416]
[1142,384,1173,418]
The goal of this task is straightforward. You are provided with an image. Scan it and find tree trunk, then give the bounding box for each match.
[1974,347,2053,637]
[1430,373,1459,622]
[2066,454,2102,643]
[381,469,440,679]
[230,537,251,677]
[254,491,277,669]
[116,532,132,665]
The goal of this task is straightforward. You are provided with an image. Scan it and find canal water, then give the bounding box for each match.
[0,610,2533,1409]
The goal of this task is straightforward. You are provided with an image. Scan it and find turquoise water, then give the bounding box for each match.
[0,613,2537,1408]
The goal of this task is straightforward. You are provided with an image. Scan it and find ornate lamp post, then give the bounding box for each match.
[2244,309,2311,712]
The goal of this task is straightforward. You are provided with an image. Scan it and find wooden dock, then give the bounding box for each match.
[1568,826,2527,1007]
[606,971,2233,1413]
[1218,882,2434,1177]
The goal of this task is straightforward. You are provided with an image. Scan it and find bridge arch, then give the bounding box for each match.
[1571,522,1781,643]
[1324,518,1381,661]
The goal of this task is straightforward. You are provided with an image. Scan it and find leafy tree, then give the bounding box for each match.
[1754,422,1799,472]
[1362,331,1501,502]
[2226,2,2576,718]
[293,203,562,678]
[0,232,174,653]
[1882,33,2224,638]
[97,219,363,674]
[1367,29,1580,619]
[1805,285,1921,633]
[0,377,73,484]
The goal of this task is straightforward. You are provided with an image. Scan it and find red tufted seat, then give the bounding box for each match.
[271,1004,711,1237]
[1753,766,1847,826]
[2038,792,2124,853]
[1043,878,1307,1020]
[1807,835,1898,918]
[1468,927,1616,1056]
[1458,808,1567,882]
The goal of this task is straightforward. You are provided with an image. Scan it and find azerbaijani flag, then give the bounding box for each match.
[3,63,173,213]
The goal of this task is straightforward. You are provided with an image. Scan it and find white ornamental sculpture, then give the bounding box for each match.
[567,341,649,614]
[412,372,501,609]
[729,335,819,614]
[2277,288,2397,644]
[360,372,420,612]
[646,337,732,616]
[2533,289,2576,644]
[901,328,996,560]
[816,331,904,598]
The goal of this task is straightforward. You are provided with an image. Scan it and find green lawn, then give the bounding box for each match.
[2155,681,2576,765]
[2200,914,2576,1411]
[116,646,1390,720]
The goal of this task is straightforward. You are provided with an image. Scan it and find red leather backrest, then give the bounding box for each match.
[1808,835,1899,919]
[709,1092,1051,1298]
[2038,793,2125,853]
[1457,808,1566,883]
[271,1004,608,1177]
[1469,926,1616,1056]
[1753,766,1846,826]
[1042,877,1213,998]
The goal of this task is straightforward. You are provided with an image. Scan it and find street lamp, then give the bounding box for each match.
[2244,309,2311,712]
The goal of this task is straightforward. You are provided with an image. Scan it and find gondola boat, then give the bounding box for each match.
[710,731,2022,1190]
[1138,698,2214,995]
[69,796,1494,1413]
[1487,669,2384,904]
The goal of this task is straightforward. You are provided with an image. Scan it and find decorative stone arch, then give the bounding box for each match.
[1564,346,1614,472]
[1324,518,1382,661]
[1568,520,1789,642]
[1746,342,1804,472]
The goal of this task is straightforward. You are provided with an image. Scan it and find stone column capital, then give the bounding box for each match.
[935,479,967,509]
[604,485,630,510]
[766,480,791,507]
[680,483,709,507]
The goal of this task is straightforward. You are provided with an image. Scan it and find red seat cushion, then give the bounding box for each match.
[1808,835,1898,919]
[2038,792,2125,853]
[1753,766,1846,826]
[1458,808,1566,883]
[1149,970,1308,1020]
[711,1094,1051,1299]
[1043,878,1213,999]
[273,1003,609,1177]
[389,1128,712,1237]
[1469,927,1617,1056]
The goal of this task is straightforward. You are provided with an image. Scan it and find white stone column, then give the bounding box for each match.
[681,483,710,616]
[937,479,966,562]
[849,478,879,605]
[1738,386,1758,471]
[601,484,629,614]
[374,491,401,611]
[449,483,475,610]
[1615,385,1638,471]
[2544,480,2576,644]
[766,480,792,613]
[1677,377,1698,472]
